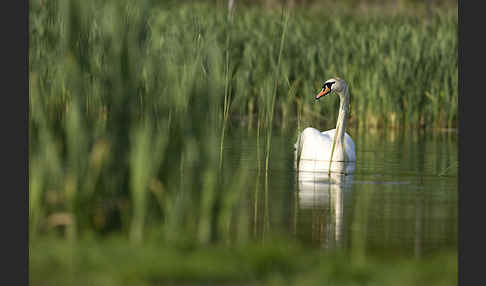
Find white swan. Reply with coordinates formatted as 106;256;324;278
295;77;356;174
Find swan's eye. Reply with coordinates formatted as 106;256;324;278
323;82;335;89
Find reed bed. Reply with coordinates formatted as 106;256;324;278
29;0;457;238
29;0;457;283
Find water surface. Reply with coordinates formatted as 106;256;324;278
224;127;458;259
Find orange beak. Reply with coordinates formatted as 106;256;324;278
316;85;331;100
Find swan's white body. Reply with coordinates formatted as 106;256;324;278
298;127;355;162
295;77;356;174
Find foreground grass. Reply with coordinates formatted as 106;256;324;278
30;236;457;286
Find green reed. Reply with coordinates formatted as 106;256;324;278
29;2;457;284
29;0;457;244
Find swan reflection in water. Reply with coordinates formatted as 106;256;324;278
295;159;355;249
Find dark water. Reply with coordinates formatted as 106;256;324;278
224;127;458;259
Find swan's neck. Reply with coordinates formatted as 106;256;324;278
335;88;349;143
331;87;350;162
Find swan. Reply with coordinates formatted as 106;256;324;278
295;77;356;174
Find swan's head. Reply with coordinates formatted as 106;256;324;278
315;77;347;100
